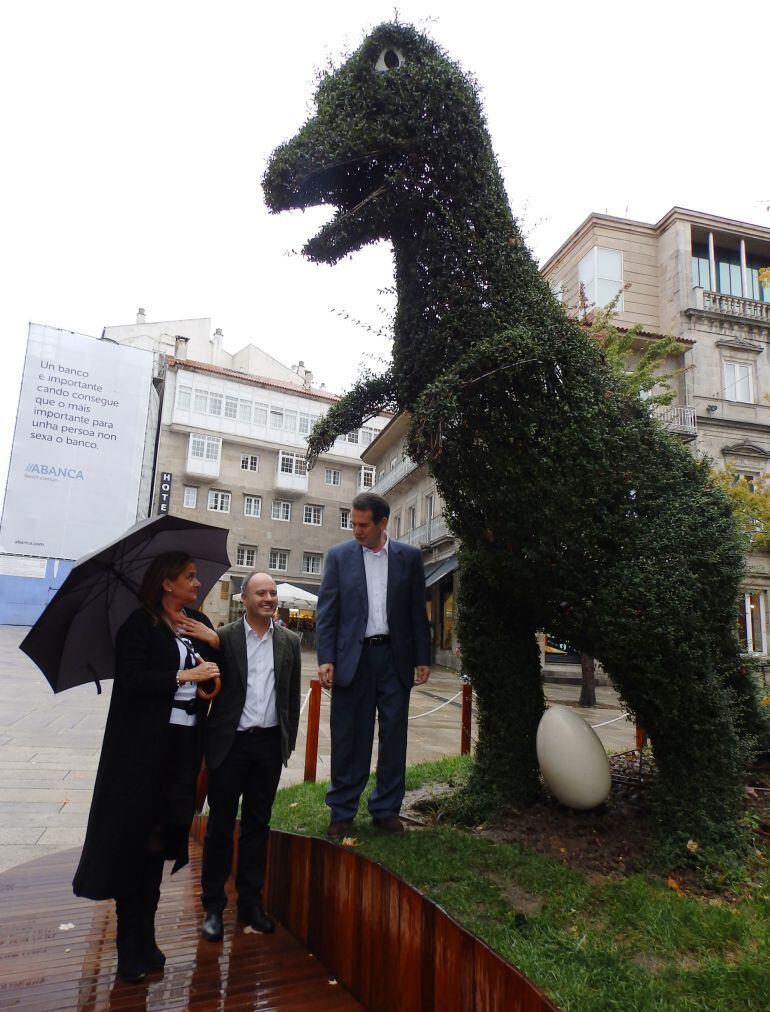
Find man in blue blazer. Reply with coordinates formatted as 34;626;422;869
316;491;431;836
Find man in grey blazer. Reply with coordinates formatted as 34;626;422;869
200;571;301;941
316;492;431;838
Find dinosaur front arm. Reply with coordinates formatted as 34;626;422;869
306;371;397;468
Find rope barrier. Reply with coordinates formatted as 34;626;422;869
408;690;463;720
590;712;631;729
298;687;312;718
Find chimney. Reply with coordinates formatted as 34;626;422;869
136;307;146;324
174;335;189;360
211;327;223;364
303;370;313;389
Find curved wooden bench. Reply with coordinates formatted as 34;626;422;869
191;818;559;1012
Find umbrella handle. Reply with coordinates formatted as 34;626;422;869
196;676;221;701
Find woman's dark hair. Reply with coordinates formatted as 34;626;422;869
351;492;390;523
138;551;195;620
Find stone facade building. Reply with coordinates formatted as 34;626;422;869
105;311;388;626
361;416;458;669
542;207;770;665
365;208;770;676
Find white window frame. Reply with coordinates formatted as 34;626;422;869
723;360;754;403
271;500;292;522
359;464;376;489
302;552;322;575
254;403;268;425
244;495;262;518
740;591;767;654
183;486;198;509
189;434;221;462
278;450;307;476
238;400;252;422
304;504;323;526
207;489;231;513
177;385;192;410
236;545;257;568
240;453;260;472
208;393;223;416
270;408;284;430
578;246;624;311
269;548;289;572
224;396;238;419
325;467;341;486
193;390;208;413
340;508;352;530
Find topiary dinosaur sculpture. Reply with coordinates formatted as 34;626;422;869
263;22;770;856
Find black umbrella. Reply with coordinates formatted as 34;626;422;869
20;514;231;693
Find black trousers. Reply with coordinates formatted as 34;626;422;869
200;726;283;914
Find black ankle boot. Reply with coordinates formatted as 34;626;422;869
115;897;146;983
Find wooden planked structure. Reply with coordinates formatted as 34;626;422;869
190;820;558;1012
1;827;560;1011
0;842;363;1011
260;829;559;1012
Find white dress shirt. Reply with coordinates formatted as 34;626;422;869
238;617;278;729
363;534;389;637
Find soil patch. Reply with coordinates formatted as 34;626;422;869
404;751;770;889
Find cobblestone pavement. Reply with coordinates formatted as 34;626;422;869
0;625;633;872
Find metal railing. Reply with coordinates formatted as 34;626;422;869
371;456;418;495
394;513;451;546
653;403;697;437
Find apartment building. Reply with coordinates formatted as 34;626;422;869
361;416;458;669
543;206;770;661
104;312;388;626
366;208;770;674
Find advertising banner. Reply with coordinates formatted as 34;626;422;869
0;324;154;560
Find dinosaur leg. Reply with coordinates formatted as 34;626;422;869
456;552;544;814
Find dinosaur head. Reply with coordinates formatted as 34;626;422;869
263;22;490;264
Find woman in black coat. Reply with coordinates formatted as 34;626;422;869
73;551;220;983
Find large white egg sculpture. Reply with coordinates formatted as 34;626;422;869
536;705;611;810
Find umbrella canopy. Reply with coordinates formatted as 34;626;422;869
20;514;230;693
275;583;319;611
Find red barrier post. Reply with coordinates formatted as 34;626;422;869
304;679;321;783
461;682;472;755
635;722;648;749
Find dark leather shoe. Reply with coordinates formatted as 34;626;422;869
326;819;354;839
238;902;275;934
201;911;224;942
372;815;405;834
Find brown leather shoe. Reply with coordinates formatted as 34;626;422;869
326;819;354;839
372;815;405;834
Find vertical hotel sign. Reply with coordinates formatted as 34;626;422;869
0;324;154;560
157;472;173;515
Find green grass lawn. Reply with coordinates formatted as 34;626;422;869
271;757;770;1012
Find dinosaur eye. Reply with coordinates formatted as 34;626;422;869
375;47;405;73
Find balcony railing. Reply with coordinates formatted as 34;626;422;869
695;287;770;324
394;514;451;547
654;403;697;438
371;456;418;496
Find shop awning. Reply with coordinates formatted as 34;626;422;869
424;555;458;588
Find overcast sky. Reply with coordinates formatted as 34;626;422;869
1;0;766;496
